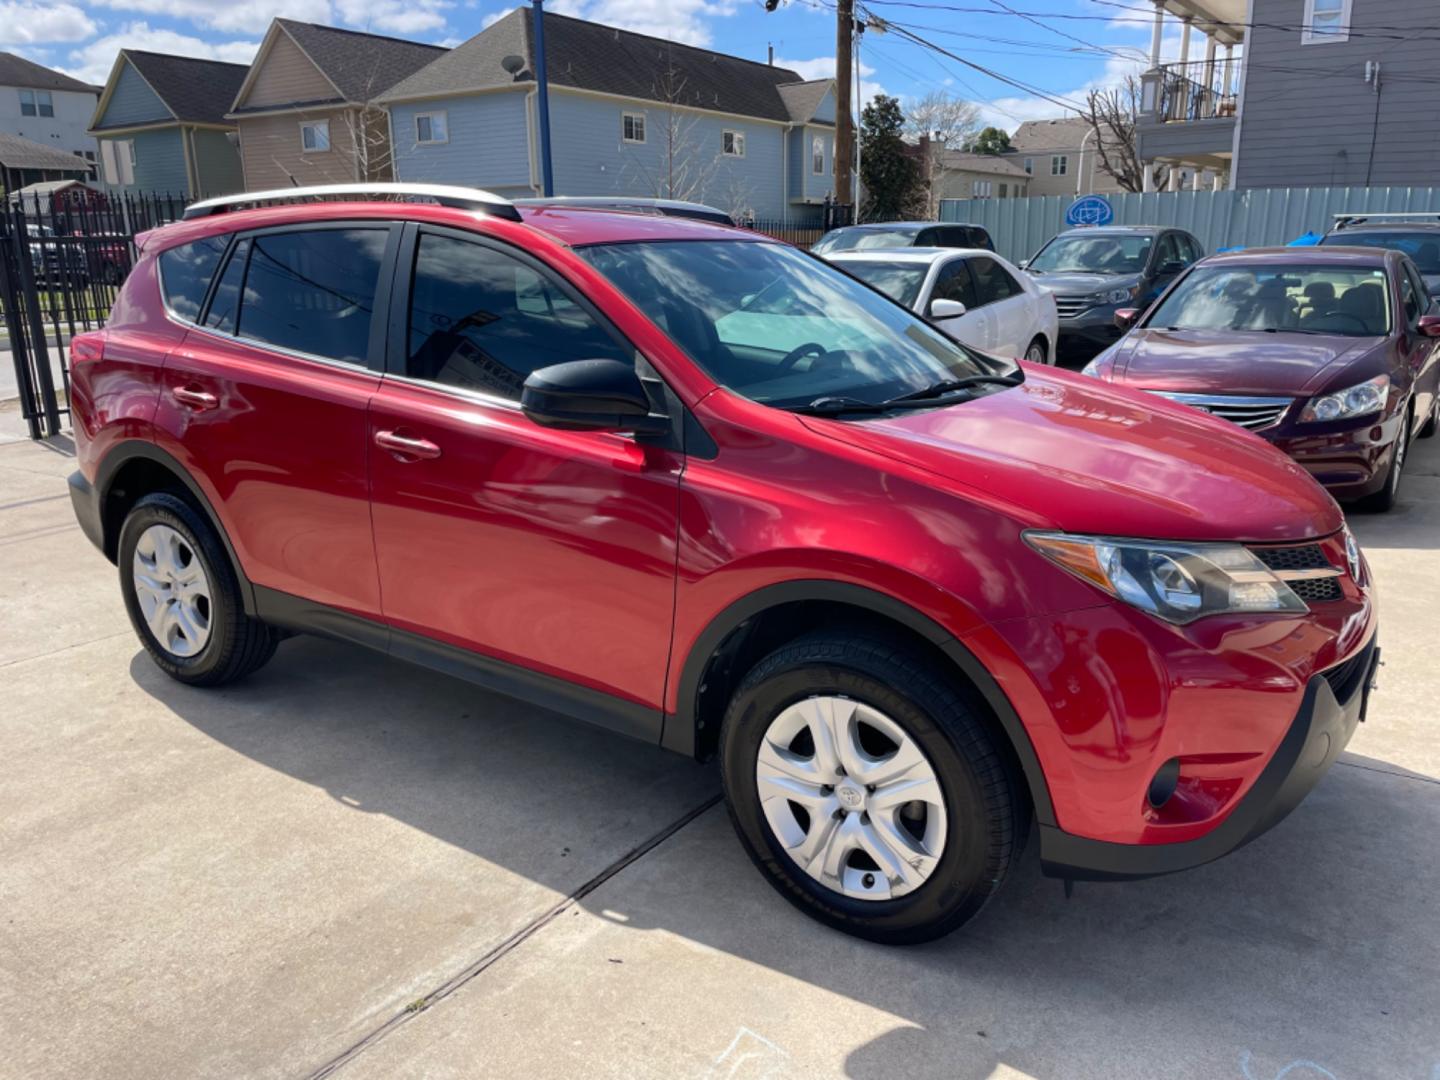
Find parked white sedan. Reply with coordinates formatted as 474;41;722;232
825;247;1060;363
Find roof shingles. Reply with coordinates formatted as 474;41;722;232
115;51;250;128
272;20;446;106
379;9;832;125
0;52;99;95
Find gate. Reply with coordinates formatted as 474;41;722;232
0;190;189;438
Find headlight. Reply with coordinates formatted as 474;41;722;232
1088;286;1137;305
1300;374;1389;423
1024;532;1308;624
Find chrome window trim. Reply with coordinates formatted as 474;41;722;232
380;370;524;412
163;314;376;376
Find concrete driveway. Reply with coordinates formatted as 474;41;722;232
2;424;1437;1080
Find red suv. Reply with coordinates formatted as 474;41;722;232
67;185;1379;943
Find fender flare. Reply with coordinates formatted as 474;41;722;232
94;439;257;615
666;579;1056;827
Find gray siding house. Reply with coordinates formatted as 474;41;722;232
1136;0;1435;191
378;10;837;221
88;51;247;197
0;53;100;172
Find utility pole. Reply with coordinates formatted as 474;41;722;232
533;0;554;196
835;0;854;215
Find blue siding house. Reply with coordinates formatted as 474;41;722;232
88;51;247;198
379;10;837;221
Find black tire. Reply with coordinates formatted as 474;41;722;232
719;632;1026;944
1354;408;1410;513
118;492;278;686
1024;335;1050;365
1419;397;1438;439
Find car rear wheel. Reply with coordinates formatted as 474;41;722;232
1024;336;1050;365
719;631;1026;944
1355;409;1410;513
118;492;278;685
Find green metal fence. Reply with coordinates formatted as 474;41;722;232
939;186;1440;264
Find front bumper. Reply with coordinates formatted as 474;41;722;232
1039;634;1379;881
1270;417;1401;501
1056;306;1125;362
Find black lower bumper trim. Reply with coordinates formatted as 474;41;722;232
1039;637;1378;881
68;469;105;556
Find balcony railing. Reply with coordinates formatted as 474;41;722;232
1145;59;1241;123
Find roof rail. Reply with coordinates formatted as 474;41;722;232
183;183;523;222
1332;211;1440;229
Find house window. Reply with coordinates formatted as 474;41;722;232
300;120;331;152
19;89;53;118
622;112;646;143
415;111;448;145
1302;0;1351;43
722;129;745;157
1023;157;1033;175
999;183;1008;198
812;136;824;175
1051;155;1068;176
973;179;993;198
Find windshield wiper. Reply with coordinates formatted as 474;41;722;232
786;374;1023;418
882;372;1023;404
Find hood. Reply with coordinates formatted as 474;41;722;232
1027;271;1140;295
801;368;1342;544
1111;328;1382;395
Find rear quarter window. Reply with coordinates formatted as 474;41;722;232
158;235;229;321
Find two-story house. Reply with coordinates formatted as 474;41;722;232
1137;0;1436;191
88;51;247;197
928;148;1030;205
376;9;838;222
1008;118;1129;197
228;19;444;190
0;53;99;174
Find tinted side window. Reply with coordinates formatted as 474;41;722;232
969;257;1022;306
406;233;632;401
915;229;939;247
159;235;228;321
237;229;387;364
970;228;994;251
1154;233;1182;270
932;259;978;309
1181;234;1204;263
1405;262;1432;311
204;238;249;334
1400;272;1420;325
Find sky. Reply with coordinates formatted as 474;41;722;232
0;0;1206;132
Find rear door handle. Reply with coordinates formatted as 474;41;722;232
374;429;442;461
172;384;218;410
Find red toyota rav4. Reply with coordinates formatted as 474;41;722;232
68;185;1379;943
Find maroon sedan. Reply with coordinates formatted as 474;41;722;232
1084;247;1440;511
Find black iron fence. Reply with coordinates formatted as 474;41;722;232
0;190;190;438
744;201;854;249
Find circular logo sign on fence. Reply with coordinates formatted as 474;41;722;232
1066;194;1114;227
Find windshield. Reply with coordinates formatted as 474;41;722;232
812;228;919;254
577;240;996;409
833;260;927;308
1029;233;1152;274
1323;231;1440;274
1145;265;1391;337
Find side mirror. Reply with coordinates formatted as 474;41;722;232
521;359;669;435
1419;314;1440;338
1157;260;1186;276
929;298;967;321
1114;308;1141;331
1017;260;1029;270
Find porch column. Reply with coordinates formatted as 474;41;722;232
1212;171;1226;191
1177;17;1193;117
1143;161;1157;192
1192;167;1205;191
1222;44;1235;98
1178;16;1192;65
1204;35;1217;96
1167;162;1183;192
1150;1;1166;69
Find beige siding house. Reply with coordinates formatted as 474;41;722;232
1007;118;1129;197
929;150;1030;205
229;19;444;191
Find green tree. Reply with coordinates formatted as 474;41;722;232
966;126;1012;155
859;94;925;221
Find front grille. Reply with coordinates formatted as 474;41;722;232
1290;577;1344;603
1321;640;1375;705
1252;544;1330;573
1053;295;1091;319
1149;391;1292;431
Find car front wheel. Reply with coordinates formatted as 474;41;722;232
1024;336;1050;364
720;632;1026;944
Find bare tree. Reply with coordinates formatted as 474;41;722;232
903;91;982;216
1080;76;1169;194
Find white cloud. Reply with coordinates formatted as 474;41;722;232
63;23;260;85
481;7;515;30
545;0;738;47
0;2;95;47
86;0;451;36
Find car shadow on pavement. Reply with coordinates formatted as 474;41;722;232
130;636;1440;1080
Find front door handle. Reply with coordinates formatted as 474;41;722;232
172;384;218;410
375;429;442;461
